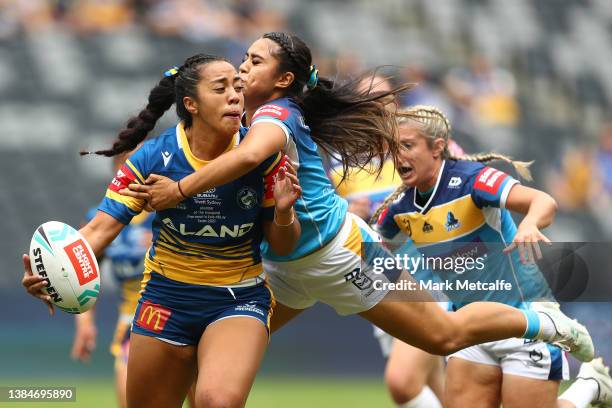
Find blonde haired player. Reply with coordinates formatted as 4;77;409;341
372;105;612;408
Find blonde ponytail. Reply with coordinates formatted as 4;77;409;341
369;184;407;225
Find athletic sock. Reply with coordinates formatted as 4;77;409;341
400;386;442;408
558;378;599;408
520;310;556;340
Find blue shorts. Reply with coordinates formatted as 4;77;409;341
132;272;274;346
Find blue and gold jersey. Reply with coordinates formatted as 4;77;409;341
249;98;348;261
329;159;401;216
377;160;553;308
85;207;153;283
98;122;282;286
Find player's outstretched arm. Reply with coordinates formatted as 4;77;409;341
503;184;558;263
121;122;287;210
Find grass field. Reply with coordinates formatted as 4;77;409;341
0;378;592;408
0;377;393;408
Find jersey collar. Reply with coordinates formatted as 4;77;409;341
413;160;446;213
176;122;238;171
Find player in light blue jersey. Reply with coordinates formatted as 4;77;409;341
23;53;302;408
372;105;612;408
122;32;594;365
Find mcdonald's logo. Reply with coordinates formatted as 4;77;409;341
136;301;171;333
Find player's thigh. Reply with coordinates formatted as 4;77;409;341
501;374;560;408
386;338;439;394
126;332;197;408
195;316;268;408
270;302;306;333
360;299;454;354
446;357;502;408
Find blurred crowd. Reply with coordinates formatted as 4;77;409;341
2;0;611;238
0;0;284;41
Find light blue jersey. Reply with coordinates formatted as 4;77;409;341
249;98;348;261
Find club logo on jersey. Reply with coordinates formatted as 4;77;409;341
64;239;98;285
474;167;509;195
109;164;137;192
397;216;412;237
136;301;171;333
252;104;289;121
237;186;258;210
448;176;462;188
422;221;434;233
445;211;461;232
161;151;172;167
344;267;374;293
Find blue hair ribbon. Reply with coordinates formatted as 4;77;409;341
306;64;319;90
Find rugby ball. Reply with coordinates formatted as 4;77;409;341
29;221;100;314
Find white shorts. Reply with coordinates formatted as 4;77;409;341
373;302;450;358
449;338;569;381
264;213;396;316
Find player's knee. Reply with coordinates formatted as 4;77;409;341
384;369;424;404
196;388;244;408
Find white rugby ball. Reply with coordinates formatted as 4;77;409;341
29;221;100;314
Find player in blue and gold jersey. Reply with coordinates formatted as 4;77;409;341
23;53;302;408
372;105;612;408
121;33;593;367
70;151;155;408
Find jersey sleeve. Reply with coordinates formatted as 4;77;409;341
251;104;292;149
261;152;286;220
98;146;150;224
470;166;518;209
375;206;400;241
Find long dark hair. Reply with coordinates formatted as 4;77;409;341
262;32;414;179
84;54;227;157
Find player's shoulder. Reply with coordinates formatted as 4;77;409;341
252;97;302;124
129;125;180;171
447;159;485;178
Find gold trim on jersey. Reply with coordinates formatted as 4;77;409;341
143;251;263;286
343;218;363;257
178;122;238;171
105;189;146;213
394;195;485;244
125;160;146;184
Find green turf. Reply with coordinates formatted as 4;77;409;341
0;377;391;408
0;378;593;408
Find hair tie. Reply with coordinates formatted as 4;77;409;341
306;64;319;90
164;66;179;78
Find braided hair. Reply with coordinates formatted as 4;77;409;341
85;54;227;157
262;32;415;179
370;105;534;224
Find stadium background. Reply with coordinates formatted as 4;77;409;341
1;0;611;406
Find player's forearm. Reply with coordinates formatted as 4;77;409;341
265;209;301;256
522;192;557;229
180;148;263;197
79;212;125;257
